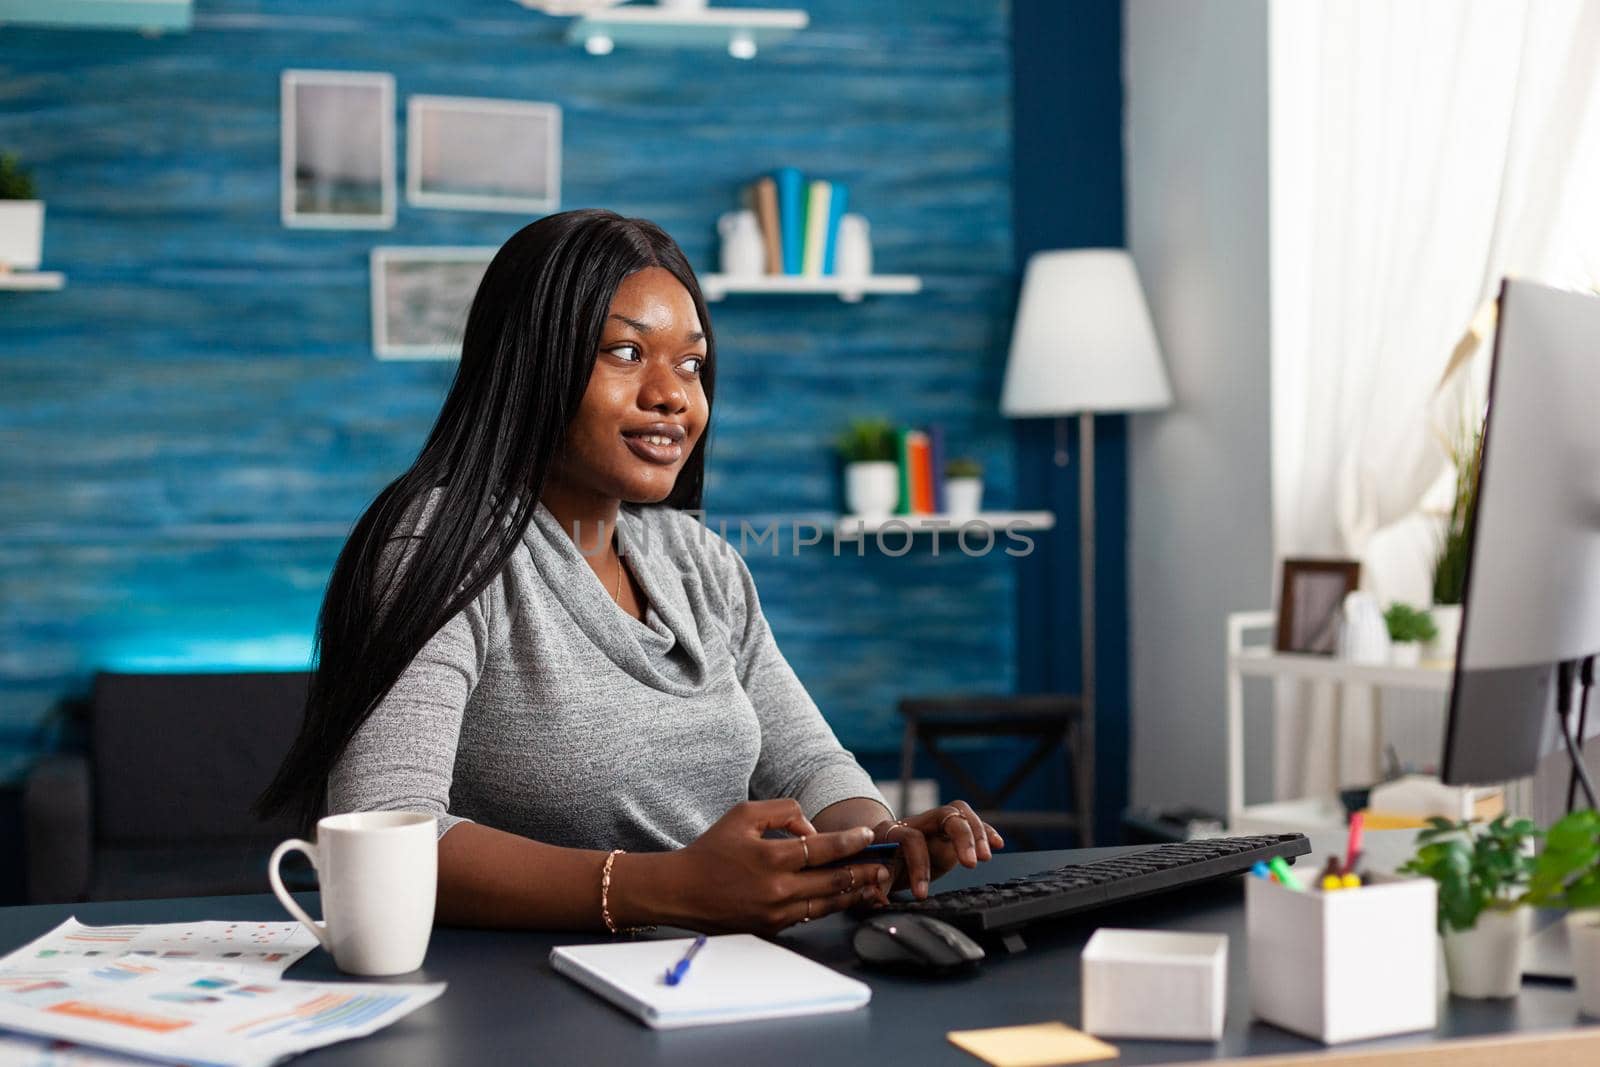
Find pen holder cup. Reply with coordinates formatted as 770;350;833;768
1247;874;1437;1044
1081;929;1228;1041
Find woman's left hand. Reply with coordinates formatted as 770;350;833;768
872;801;1004;900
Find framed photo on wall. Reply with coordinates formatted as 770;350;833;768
406;95;561;214
370;247;495;360
1275;558;1362;655
280;70;396;229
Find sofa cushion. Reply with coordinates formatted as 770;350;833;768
90;671;308;846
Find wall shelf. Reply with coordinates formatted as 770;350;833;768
702;274;922;303
0;0;192;33
0;271;65;291
834;511;1056;540
560;6;807;58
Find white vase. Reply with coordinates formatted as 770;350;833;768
1570;911;1600;1017
1337;591;1391;664
0;200;44;270
1390;641;1422;668
834;214;872;279
1429;603;1463;661
718;210;764;278
844;461;898;518
1442;908;1528;999
944;477;983;518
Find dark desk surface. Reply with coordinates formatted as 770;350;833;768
1;847;1594;1065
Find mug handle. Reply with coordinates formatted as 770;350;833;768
269;838;333;953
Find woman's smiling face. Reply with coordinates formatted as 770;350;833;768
551;266;710;504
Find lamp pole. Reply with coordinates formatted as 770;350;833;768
1057;413;1096;848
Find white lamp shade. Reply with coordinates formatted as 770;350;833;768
1000;248;1173;417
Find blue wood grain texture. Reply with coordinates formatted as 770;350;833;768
0;0;1016;779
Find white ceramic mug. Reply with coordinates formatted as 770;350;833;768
269;810;437;976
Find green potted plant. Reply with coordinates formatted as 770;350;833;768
1430;417;1483;659
1526;809;1600;1015
0;153;43;272
1383;602;1438;667
1400;814;1539;998
943;457;983;518
836;418;899;518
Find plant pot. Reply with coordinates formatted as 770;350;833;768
1428;603;1462;661
844;461;898;518
1569;911;1600;1017
1390;641;1422;668
0;200;44;271
1442;907;1528;998
944;477;983;518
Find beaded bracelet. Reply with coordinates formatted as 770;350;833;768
600;849;626;933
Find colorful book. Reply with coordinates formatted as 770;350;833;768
926;423;947;512
774;167;805;276
822;182;849;275
904;430;933;514
802;180;831;277
895;428;913;514
753;177;782;275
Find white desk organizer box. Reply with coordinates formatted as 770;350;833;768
1247;874;1437;1044
1081;928;1228;1041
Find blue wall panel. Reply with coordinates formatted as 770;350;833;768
0;0;1017;778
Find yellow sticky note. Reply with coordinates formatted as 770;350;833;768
946;1022;1119;1067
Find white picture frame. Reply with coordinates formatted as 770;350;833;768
406;95;562;214
370;246;496;360
281;70;396;229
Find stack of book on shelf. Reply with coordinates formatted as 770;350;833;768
744;168;850;278
895;425;947;515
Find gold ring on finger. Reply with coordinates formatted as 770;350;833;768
800;835;810;866
844;868;856;893
940;811;965;834
803;898;812;923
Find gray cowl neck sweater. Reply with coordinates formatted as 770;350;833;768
328;495;885;851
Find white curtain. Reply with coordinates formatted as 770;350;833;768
1267;0;1600;799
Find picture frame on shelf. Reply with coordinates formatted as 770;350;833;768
406;95;561;214
1275;558;1361;655
370;247;495;360
280;70;396;229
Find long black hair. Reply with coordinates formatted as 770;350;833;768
255;209;716;832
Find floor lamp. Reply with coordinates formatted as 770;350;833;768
1000;249;1173;845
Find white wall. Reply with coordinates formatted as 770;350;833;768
1125;0;1274;815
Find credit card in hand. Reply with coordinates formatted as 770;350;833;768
819;842;901;869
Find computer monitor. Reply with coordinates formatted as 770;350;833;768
1441;279;1600;786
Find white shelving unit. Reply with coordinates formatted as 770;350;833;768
0;271;65;291
560;5;807;58
702;274;922;303
834;511;1055;540
1225;610;1463;835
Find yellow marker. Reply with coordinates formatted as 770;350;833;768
1341;872;1362;889
1321;873;1344;892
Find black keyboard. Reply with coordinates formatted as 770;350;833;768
895;833;1312;935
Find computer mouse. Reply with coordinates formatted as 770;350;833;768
851;912;985;974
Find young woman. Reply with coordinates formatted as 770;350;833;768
257;209;1004;934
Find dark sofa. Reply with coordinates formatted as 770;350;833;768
24;670;313;903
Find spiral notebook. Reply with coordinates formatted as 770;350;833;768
549;934;871;1030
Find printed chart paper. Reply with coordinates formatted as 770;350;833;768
0;955;444;1067
1;920;318;980
0;1032;156;1066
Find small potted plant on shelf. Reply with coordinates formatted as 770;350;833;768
1400;814;1539;999
944;457;983;518
1525;808;1600;1016
1383;602;1437;667
1430;417;1483;660
0;153;43;273
837;418;899;518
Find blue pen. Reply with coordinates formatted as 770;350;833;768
664;935;707;986
1250;861;1272;881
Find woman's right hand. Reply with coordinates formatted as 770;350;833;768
660;799;893;934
